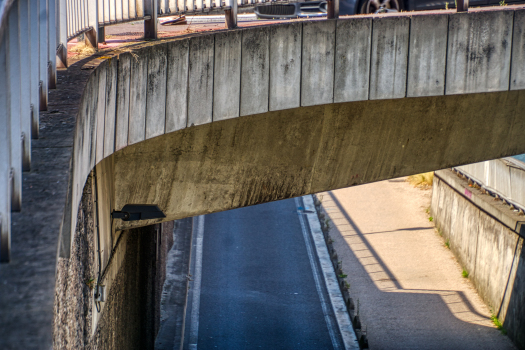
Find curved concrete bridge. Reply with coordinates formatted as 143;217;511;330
62;8;525;252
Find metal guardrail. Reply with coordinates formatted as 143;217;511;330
454;158;525;213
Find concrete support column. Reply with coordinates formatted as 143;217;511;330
327;0;339;19
98;26;106;44
39;0;49;111
20;0;32;171
8;0;22;212
144;0;158;39
225;0;237;29
30;0;40;139
0;37;12;263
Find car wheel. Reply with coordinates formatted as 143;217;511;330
359;0;402;13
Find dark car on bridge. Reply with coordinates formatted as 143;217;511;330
254;0;520;18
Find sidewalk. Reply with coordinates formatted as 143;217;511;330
317;179;516;350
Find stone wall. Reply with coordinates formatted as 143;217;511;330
53;172;174;350
431;169;525;349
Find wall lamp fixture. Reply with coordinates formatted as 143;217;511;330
111;204;166;221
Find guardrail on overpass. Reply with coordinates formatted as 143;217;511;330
454;158;525;214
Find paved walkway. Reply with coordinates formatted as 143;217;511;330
318;179;516;350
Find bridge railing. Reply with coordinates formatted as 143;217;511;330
454;158;525;213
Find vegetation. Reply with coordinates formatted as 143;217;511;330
462;269;469;278
407;172;434;188
491;314;507;334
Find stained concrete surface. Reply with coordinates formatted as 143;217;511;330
317;179;516;349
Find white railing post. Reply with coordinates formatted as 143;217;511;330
30;0;40;139
39;0;49;111
144;0;157;39
19;0;32;171
225;0;237;29
86;0;99;48
8;0;22;212
0;35;12;263
56;0;67;69
48;0;57;88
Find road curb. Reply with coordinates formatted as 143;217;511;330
311;194;370;350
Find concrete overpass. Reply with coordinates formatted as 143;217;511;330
2;5;525;349
60;7;525;255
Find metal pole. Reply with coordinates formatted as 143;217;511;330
457;0;468;12
144;0;157;39
327;0;339;19
86;0;99;48
30;0;40;139
0;33;12;263
39;0;49;111
19;0;32;171
8;0;22;212
224;0;237;29
56;0;68;68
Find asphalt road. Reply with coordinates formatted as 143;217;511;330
183;198;344;350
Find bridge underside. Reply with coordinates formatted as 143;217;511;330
98;89;525;232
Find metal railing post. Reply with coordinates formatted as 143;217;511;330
48;0;57;88
30;0;40;138
19;0;32;171
56;0;67;68
457;0;468;12
225;0;237;29
144;0;158;39
0;35;12;263
327;0;339;19
39;0;49;110
86;0;99;48
8;0;22;212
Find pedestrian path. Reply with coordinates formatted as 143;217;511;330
317;179;516;350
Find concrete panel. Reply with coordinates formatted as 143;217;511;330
29;0;39;138
166;39;189;133
369;16;409;100
269;22;302;111
188;35;214;126
240;27;269;117
301;20;335;107
213;30;242;121
146;44;168;139
511;10;525;90
407;14;448;97
446;11;513;95
96;62;107;164
19;0;32;171
115;53;131;151
334;18;372;103
104;58;118;158
128;50;148;145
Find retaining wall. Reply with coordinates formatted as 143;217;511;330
431;169;525;349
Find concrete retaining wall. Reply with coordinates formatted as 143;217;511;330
431;169;525;349
53;173;174;350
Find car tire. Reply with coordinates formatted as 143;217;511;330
358;0;402;13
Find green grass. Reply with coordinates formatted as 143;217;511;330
444;240;450;249
462;269;469;278
491;314;508;334
429;216;434;222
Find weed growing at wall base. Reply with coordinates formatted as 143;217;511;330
462;269;469;278
491;314;508;334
